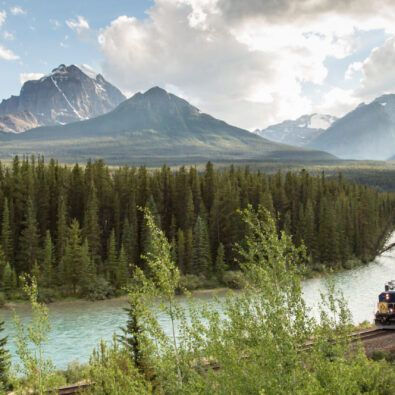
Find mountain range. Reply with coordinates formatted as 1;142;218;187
3;63;395;164
308;95;395;160
253;113;337;147
0;75;334;165
0;64;125;133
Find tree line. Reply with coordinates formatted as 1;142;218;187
3;208;395;393
0;156;394;299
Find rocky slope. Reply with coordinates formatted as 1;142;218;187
309;94;395;160
0;87;335;165
0;64;125;132
253;113;337;147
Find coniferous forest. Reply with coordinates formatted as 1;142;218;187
1;155;394;300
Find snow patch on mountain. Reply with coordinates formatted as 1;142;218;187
253;113;337;147
0;64;126;132
79;64;99;79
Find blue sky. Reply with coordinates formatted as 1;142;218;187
1;0;395;129
0;0;153;98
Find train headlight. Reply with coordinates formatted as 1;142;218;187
386;293;390;300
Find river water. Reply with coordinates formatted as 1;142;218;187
2;240;395;370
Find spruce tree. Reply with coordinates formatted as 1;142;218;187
106;229;118;287
0;320;10;391
118;246;129;288
215;242;227;281
18;197;39;273
83;186;101;269
3;263;13;298
176;229;185;273
118;298;143;369
192;216;211;275
122;218;136;269
185;227;193;273
1;198;13;263
56;195;67;264
41;230;54;288
79;239;97;297
63;219;83;294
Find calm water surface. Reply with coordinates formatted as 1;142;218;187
2;238;395;370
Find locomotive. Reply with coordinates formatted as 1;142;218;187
375;280;395;329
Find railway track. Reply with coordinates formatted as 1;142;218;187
355;328;390;342
16;328;395;394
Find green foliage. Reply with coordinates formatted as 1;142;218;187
106;229;118;286
18;198;39;273
63;219;83;294
13;276;63;394
178;274;204;292
41;230;54;289
214;243;227;280
192;216;211;276
86;339;151;395
0;320;10;391
1;198;13;263
3;262;15;298
222;270;245;289
0;156;394;300
9;204;394;394
118;297;144;369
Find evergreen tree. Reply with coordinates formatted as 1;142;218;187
215;242;227;280
118;298;143;369
0;246;6;284
107;229;118;286
41;230;54;288
63;219;83;294
56;195;67;264
18;198;39;273
176;229;185;273
192;216;211;275
79;239;97;297
3;263;13;298
185;227;193;273
117;246;129;288
1;199;13;263
0;321;10;391
122;218;137;268
83;186;101;269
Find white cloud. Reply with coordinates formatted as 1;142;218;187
10;6;26;16
19;72;44;84
3;31;14;40
317;87;360;117
0;10;6;27
345;61;363;80
355;37;395;100
66;16;91;41
0;44;19;61
97;0;395;128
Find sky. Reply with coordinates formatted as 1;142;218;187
0;0;395;130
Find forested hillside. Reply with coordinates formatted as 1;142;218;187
1;156;394;300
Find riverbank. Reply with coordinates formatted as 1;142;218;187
2;287;232;310
2;239;392;310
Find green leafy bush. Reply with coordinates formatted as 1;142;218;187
82;277;115;301
178;274;204;292
222;270;245;289
0;293;5;308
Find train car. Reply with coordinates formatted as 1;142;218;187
375;280;395;329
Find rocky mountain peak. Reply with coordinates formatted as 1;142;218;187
253;113;337;147
0;64;126;133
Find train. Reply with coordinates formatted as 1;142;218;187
375;280;395;329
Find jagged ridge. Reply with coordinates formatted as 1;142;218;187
0;64;126;132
